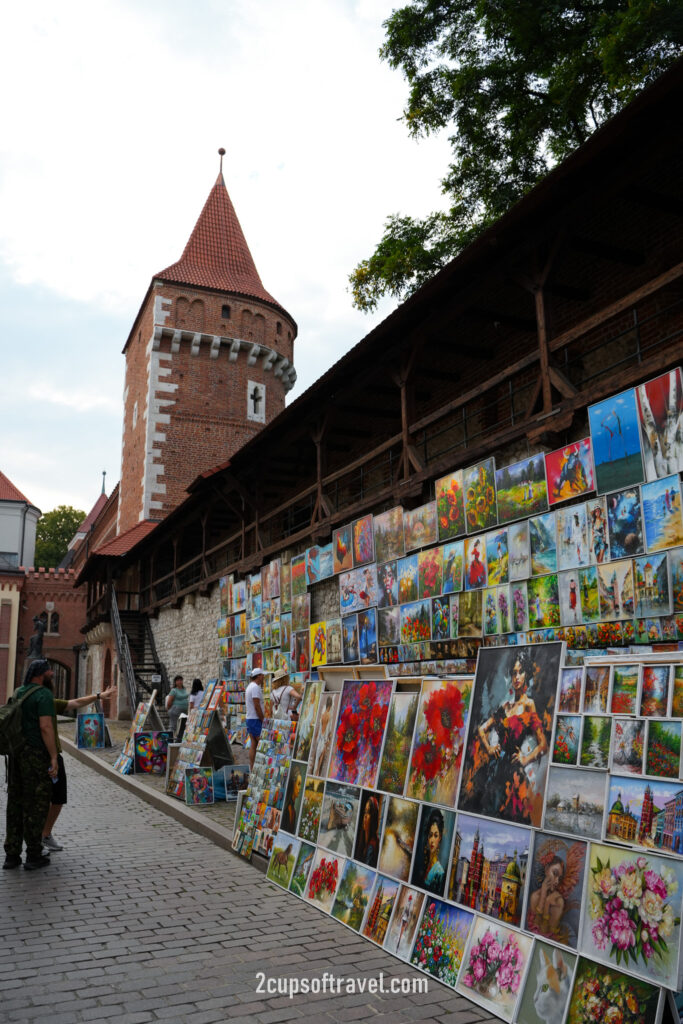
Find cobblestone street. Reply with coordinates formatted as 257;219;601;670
1;752;495;1024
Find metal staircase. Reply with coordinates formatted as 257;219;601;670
111;585;169;711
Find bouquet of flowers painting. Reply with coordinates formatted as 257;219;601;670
405;679;471;806
580;843;683;990
456;915;532;1022
409;898;474;988
328;680;393;788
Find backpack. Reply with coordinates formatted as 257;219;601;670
0;685;40;756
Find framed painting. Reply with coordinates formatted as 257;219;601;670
400;599;431;644
464;534;487;591
579;716;611;769
398;553;419;603
543;766;607;841
597;559;634;621
377;796;419;883
339;565;379;615
305;546;320;586
333;524;353;574
524;831;587;948
362;874;400;946
458;590;483;637
581;842;683;989
281;761;306;834
585;495;610;564
435;469;466;540
353;790;385;868
291;628;310;672
410;899;473;989
495;453;548;524
636;367;683;479
133;730;172;771
606;486;644;558
634;551;671;618
328;679;394;788
583;665;610;714
464;458;498;534
297;778;324;843
529;511;558;576
341;614;358;664
431;597;450;640
373;506;405;563
304;848;345;913
442;540;464;593
458;643;562;827
279;563;291;613
510;581;529;632
552;715;581;765
352;514;375;567
319;543;334;580
307;691;340;779
610;718;645;775
331;860;376;931
184;767;214;804
604;775;683;850
516;942;576;1024
486;528;509;585
640;664;671;717
610;663;640;715
645;720;681;779
358;608;378;664
378;606;401;647
556;504;590;571
588;387;645;493
291;593;310;632
292;681;323;762
418;546;443;599
266;832;301;890
377;560;398;608
450;813;530;927
508;520;531;581
456;917;532;1021
527;573;560;628
557;667;583;714
558;571;583;626
642;474;683;552
288;841;316;898
546;438;595;505
578;565;601;622
78;712;105;750
404;502;438;551
673;664;683;716
377;692;419;795
383;884;424;958
406;679;472;807
326;618;342;664
318;781;360;857
310;622;327;669
449;593;460;637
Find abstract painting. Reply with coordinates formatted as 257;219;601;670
184;767;214;804
78;712;105;750
546;438;595;505
133;730;172;771
309;622;327;669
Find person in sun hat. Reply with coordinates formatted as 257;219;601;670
271;667;302;723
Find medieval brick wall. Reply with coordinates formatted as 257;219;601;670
18;568;87;699
149;584;221;685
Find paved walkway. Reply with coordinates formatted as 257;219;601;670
1;752;496;1024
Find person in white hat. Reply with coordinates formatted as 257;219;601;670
245;668;266;768
271;668;302;723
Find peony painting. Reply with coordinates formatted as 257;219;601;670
456;916;532;1021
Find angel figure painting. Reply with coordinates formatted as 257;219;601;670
523;832;587;949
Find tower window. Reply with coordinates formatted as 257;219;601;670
222;304;231;320
247;380;266;423
276;321;282;335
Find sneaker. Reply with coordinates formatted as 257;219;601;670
2;855;21;869
42;835;63;852
24;855;51;871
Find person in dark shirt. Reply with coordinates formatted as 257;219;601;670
3;659;58;870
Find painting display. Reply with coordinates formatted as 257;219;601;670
352;515;374;567
556;505;590;571
184;767;214;804
543;766;607;840
634;552;671;619
378;796;419;883
266;833;301;889
133;729;172;771
450;814;530;926
558;667;583;714
297;777;324;843
457;916;532;1022
546;438;595;506
362;874;400;945
637;368;683;479
588;387;644;493
641;664;671;716
339;565;379;614
352;790;384;868
304;848;344;913
317;781;360;857
406;679;471;806
458;644;562;827
384;884;424;958
377;560;398;608
78;712;105;750
418;547;443;599
567;957;661;1024
404;503;437;551
328;679;393;788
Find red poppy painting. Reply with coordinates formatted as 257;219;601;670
406;679;472;806
328;679;394;788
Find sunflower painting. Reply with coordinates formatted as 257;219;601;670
406;679;472;806
464;458;498;534
328;679;394;789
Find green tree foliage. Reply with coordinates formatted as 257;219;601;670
350;0;683;311
34;505;85;568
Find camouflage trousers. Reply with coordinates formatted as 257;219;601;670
4;746;52;860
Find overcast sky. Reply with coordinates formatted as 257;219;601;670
0;0;451;518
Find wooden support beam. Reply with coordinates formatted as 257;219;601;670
534;286;553;414
549;365;579;399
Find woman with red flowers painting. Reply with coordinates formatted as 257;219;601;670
466;649;548;825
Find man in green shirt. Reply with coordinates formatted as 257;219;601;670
3;659;59;870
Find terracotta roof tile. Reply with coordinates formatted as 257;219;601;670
94;520;157;557
77;493;108;532
156;173;287;314
0;470;31;504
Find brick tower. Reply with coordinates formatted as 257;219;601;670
117;154;297;533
